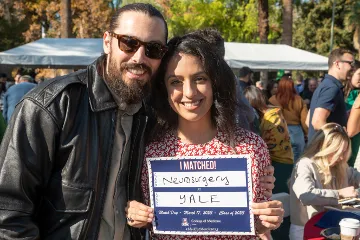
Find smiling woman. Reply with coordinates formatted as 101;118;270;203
125;32;285;239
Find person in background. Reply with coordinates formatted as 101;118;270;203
3;75;36;123
317;76;324;84
244;85;292;240
13;68;25;85
289;123;360;240
307;48;354;141
0;114;6;143
346;62;360;168
244;85;293;194
238;66;253;90
294;73;304;94
256;80;265;90
264;80;278;101
0;78;6;113
269;77;308;162
344;60;360;112
0;73;6;85
126;33;284;240
301;77;318;108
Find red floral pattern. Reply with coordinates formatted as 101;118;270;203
141;128;271;240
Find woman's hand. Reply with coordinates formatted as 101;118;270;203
251;200;284;234
125;200;154;228
260;165;275;198
338;186;358;199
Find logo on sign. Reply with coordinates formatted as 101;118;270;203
182;218;189;226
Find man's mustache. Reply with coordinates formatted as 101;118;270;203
121;63;152;76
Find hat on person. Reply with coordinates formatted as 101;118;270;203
239;66;253;78
276;69;284;81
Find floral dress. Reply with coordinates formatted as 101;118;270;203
141;128;271;240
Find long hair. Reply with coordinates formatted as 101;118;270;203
300;123;351;189
265;80;277;100
276;77;297;110
344;60;360;99
243;86;267;120
150;34;237;143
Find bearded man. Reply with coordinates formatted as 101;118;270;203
0;3;168;240
0;3;276;240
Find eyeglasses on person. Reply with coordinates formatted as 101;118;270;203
109;32;168;59
338;60;355;67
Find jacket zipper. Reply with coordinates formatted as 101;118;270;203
86;110;117;239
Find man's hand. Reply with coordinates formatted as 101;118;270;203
260;165;275;198
125;200;154;228
251;200;284;234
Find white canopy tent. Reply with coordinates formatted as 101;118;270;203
224;42;328;71
0;38;104;68
0;38;328;70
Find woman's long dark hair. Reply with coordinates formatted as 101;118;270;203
149;34;238;143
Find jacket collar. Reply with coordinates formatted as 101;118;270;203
84;55;119;112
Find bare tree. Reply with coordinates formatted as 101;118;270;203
60;0;72;38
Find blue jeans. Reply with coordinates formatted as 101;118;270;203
288;125;305;162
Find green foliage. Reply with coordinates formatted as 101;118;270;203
0;16;27;52
161;0;281;43
293;0;354;56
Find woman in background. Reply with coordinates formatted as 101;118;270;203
244;85;293;194
344;60;360;112
264;80;278;101
346;61;360;168
269;77;308;162
290;123;360;239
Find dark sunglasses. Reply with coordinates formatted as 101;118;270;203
339;60;355;67
328;124;347;135
109;32;168;59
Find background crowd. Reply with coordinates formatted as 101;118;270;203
238;48;360;240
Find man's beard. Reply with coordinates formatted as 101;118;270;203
105;54;152;105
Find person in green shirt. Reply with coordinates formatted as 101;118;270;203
344;61;360;111
345;60;360;167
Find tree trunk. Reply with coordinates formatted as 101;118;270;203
258;0;269;44
354;27;360;60
282;0;292;46
258;0;269;85
60;0;72;38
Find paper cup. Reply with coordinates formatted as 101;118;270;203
339;218;360;240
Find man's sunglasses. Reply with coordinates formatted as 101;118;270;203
338;60;355;67
109;32;168;59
